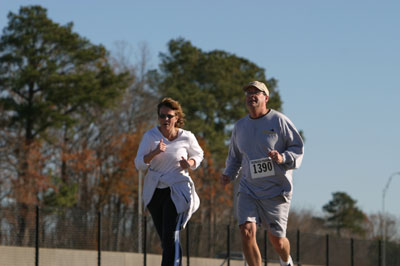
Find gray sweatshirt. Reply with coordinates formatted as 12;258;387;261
223;109;304;201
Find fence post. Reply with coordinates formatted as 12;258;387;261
143;215;147;266
98;211;101;266
378;240;382;266
350;238;354;266
35;205;39;266
186;222;190;266
296;229;301;266
227;224;230;266
264;229;268;266
325;234;329;266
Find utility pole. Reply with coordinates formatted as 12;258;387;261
381;171;400;266
138;170;143;253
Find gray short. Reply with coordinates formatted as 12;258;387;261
236;192;290;237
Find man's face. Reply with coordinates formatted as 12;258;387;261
245;87;268;109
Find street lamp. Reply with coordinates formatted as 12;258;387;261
381;171;400;266
138;170;143;253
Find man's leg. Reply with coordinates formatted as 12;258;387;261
240;221;262;266
257;194;292;265
267;232;291;263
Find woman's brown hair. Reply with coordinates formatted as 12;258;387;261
157;97;185;128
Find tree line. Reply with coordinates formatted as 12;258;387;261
0;5;398;246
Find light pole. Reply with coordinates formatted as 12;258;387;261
138;170;143;253
381;171;400;266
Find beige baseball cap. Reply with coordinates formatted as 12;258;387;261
243;81;269;96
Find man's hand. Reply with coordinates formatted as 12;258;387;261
268;150;283;164
220;174;231;186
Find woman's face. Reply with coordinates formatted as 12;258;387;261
158;106;178;131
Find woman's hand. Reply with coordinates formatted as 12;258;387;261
179;156;194;170
143;139;166;164
155;138;166;154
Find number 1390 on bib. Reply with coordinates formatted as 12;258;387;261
249;157;275;179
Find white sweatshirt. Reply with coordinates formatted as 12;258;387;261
135;127;204;228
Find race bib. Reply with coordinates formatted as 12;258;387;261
249;157;275;179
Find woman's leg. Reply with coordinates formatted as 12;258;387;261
147;188;182;266
147;188;167;239
160;190;181;266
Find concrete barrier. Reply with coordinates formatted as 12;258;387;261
0;245;309;266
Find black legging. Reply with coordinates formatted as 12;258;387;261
147;188;182;266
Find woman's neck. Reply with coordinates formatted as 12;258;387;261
159;126;178;141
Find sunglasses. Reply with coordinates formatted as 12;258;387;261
245;90;266;96
159;114;175;119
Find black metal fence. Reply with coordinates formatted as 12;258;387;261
1;204;400;266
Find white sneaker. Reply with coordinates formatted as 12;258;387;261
279;255;293;266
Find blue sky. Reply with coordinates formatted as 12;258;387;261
1;1;400;218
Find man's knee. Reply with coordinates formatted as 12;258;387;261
240;222;257;242
269;235;288;251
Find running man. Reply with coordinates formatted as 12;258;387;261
220;81;304;266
